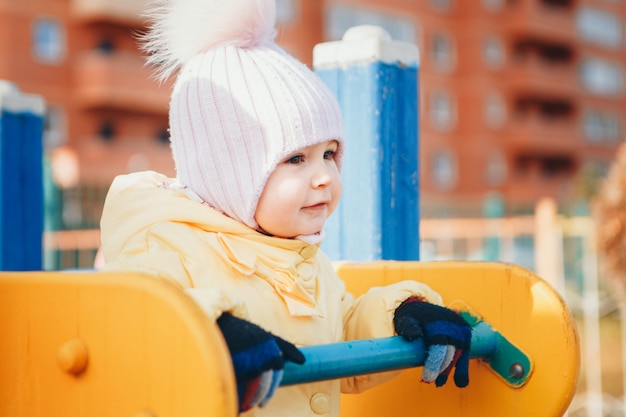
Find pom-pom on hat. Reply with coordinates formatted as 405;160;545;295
142;0;344;229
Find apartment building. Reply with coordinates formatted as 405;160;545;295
327;0;626;216
1;0;624;227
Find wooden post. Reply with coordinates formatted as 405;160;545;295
534;197;565;293
0;81;46;270
314;26;420;261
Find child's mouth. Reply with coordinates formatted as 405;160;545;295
304;203;327;211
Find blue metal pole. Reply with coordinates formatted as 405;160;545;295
281;318;532;388
314;26;420;262
0;81;45;271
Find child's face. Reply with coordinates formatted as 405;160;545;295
255;140;342;239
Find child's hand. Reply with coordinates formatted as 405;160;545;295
393;297;471;387
216;313;305;412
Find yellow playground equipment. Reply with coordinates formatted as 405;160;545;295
0;261;579;417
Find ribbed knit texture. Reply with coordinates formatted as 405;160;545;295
169;43;344;229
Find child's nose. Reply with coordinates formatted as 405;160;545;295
311;164;333;188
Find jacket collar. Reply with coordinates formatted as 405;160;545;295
215;231;324;317
102;172;325;317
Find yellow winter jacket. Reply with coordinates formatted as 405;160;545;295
100;171;443;417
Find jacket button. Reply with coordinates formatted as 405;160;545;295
310;393;330;415
300;245;317;259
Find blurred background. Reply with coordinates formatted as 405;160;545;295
1;0;625;415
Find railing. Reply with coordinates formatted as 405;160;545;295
43;229;101;270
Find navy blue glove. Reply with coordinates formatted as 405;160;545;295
393;297;472;387
216;313;305;412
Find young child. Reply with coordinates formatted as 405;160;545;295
99;0;471;415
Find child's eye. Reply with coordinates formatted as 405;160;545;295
286;154;304;164
324;150;337;160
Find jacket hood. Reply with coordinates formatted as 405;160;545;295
101;171;250;258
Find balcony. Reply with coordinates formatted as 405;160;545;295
503;0;577;44
71;0;148;25
505;56;580;98
504;166;575;204
73;51;171;114
75;135;175;184
506;111;580;155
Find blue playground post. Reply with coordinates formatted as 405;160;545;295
0;81;46;271
314;26;420;261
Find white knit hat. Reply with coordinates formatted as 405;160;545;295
143;0;344;229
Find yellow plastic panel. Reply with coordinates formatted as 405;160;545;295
335;261;580;417
0;272;237;417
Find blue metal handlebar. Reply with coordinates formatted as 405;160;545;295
281;318;531;387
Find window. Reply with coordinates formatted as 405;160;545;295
482;0;504;11
576;7;622;49
430;32;455;71
485;150;507;186
583;111;603;142
325;5;417;42
483;36;505;69
431;150;458;189
484;91;506;127
582;110;622;144
276;0;298;24
32;17;65;64
429;90;456;130
605;115;621;142
430;0;454;12
579;58;624;97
